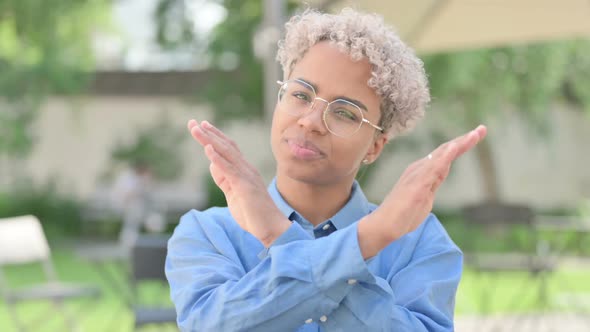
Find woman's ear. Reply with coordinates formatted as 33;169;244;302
364;134;388;164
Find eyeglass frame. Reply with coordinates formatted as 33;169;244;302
276;79;384;137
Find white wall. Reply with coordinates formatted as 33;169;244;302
368;104;590;209
20;96;590;211
24;96;211;198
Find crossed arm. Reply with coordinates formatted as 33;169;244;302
166;210;461;331
187;119;485;257
165;120;486;331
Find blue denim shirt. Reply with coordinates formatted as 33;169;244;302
165;178;462;331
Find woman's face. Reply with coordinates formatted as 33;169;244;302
271;41;387;186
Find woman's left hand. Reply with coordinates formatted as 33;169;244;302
188;119;290;246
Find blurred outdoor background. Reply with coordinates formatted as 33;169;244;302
1;0;590;331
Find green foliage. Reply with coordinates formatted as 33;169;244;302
577;198;590;219
110;116;187;181
195;0;265;122
0;0;110;157
203;174;227;208
438;211;590;256
192;0;298;123
562;40;590;111
423;39;590;134
154;0;194;49
0;179;83;235
420;40;590;202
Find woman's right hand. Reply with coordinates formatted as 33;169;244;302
358;125;487;259
188;119;291;247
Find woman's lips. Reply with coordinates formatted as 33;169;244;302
286;139;323;160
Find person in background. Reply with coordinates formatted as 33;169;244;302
112;160;164;248
166;8;487;332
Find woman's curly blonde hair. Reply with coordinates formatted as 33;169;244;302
277;8;430;139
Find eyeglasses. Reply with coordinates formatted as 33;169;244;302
276;79;384;138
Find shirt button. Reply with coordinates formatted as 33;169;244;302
347;279;357;285
305;318;313;324
320;315;328;322
322;224;331;230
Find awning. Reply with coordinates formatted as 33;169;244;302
307;0;590;53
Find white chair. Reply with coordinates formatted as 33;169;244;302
0;215;101;332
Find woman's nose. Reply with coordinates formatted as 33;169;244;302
297;99;329;134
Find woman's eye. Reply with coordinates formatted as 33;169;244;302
335;109;357;120
293;92;311;101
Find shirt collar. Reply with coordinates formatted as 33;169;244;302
267;177;371;230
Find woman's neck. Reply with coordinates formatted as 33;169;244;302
275;173;354;226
